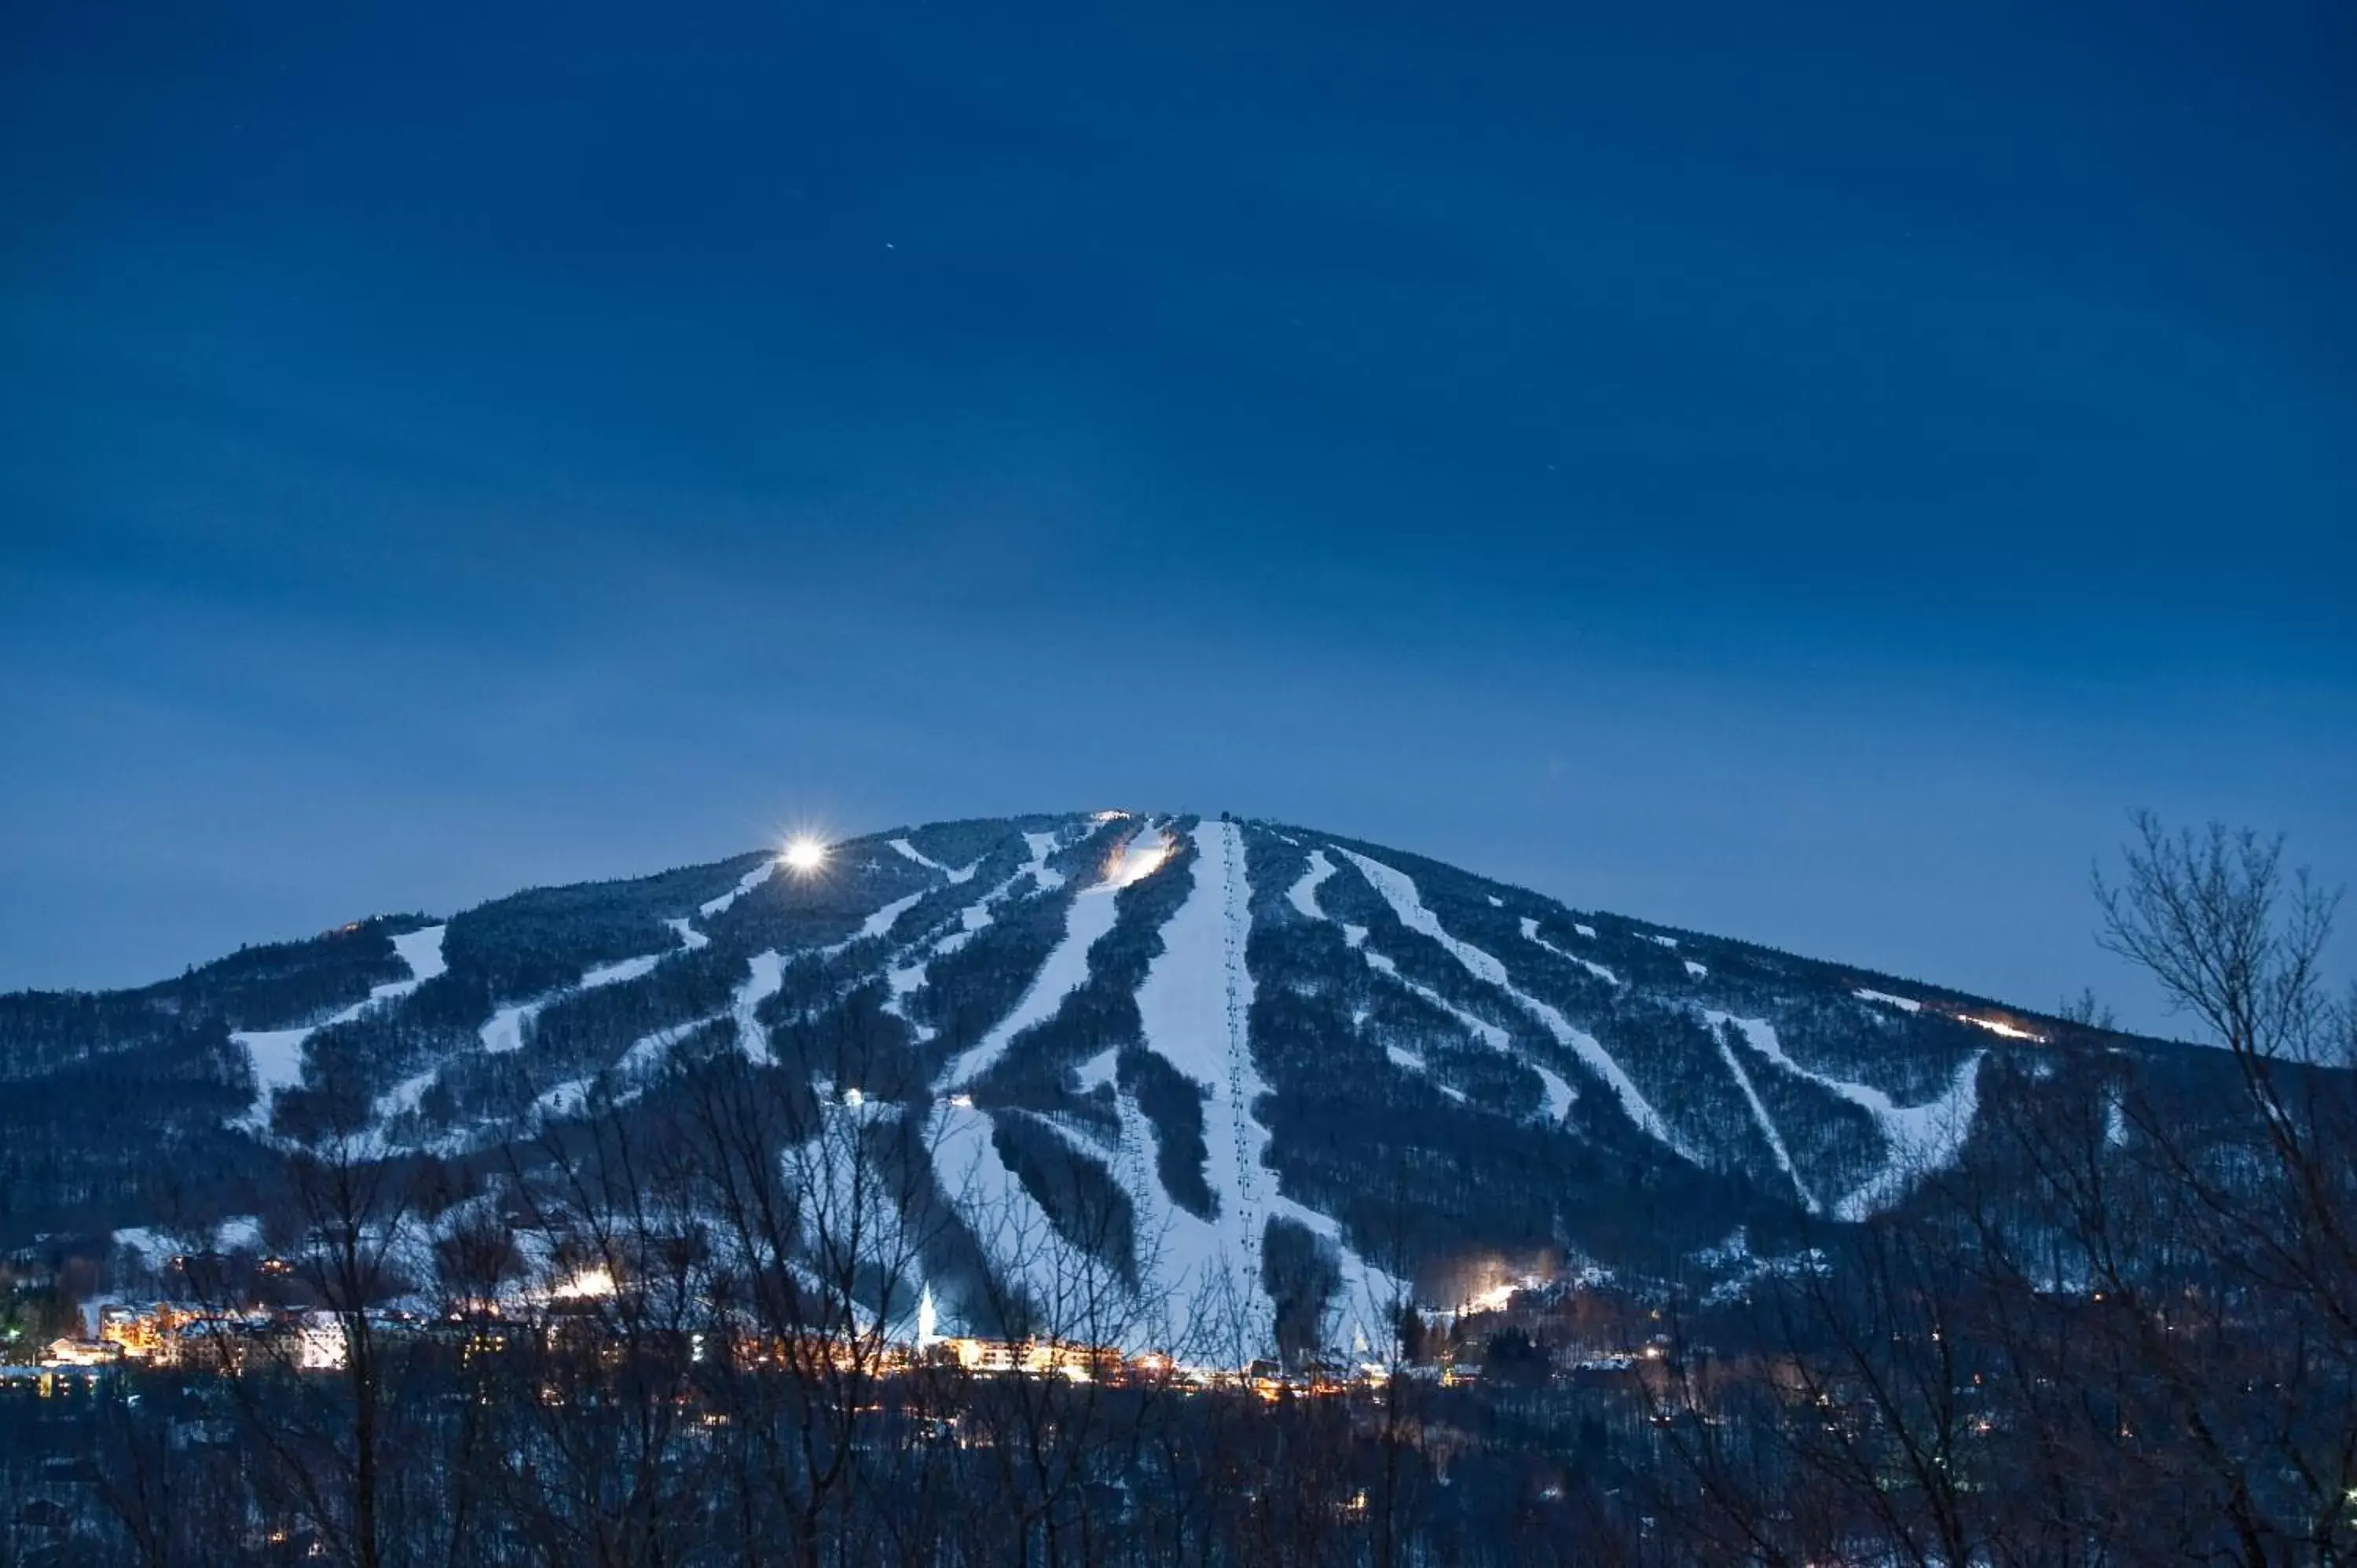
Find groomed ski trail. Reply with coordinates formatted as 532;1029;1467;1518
233;923;448;1132
940;827;1167;1088
1707;1011;1981;1221
1337;849;1696;1163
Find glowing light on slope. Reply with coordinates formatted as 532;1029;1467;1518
551;1267;616;1301
784;838;827;874
1956;1013;2044;1042
1100;830;1171;888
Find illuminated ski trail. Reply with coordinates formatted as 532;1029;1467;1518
233;923;448;1131
1707;1012;1981;1221
619;1015;720;1076
700;859;778;918
1197;834;1420;1337
1127;822;1408;1346
1023;831;1068;892
1711;1026;1813;1213
890;837;980;884
884;831;1076;1045
373;1065;442;1126
1285;851;1336;919
819;889;929;956
786;1097;928;1335
1130;822;1269;1317
1057;1050;1266;1351
580;951;665;988
1295;852;1567;1127
483;937;676;1055
940;829;1168;1087
390;925;449;988
1519;917;1621;985
931;1099;1106;1328
1338;849;1695;1161
732;951;789;1066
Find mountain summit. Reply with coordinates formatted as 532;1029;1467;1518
2;811;2157;1342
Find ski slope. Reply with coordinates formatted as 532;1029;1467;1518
929;1099;1121;1333
701;859;778;918
1340;850;1694;1162
732;951;789;1066
1711;1026;1813;1212
890;837;979;883
1520;917;1621;985
940;828;1168;1087
1129;822;1267;1313
485;935;681;1055
1297;855;1572;1127
232;924;448;1131
1708;1011;1982;1220
820;890;929;956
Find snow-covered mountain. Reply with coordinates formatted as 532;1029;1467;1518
0;811;2168;1339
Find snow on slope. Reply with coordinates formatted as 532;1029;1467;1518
733;951;789;1066
619;1016;719;1077
786;1096;929;1333
1131;822;1265;1305
1127;823;1407;1345
1024;831;1069;892
478;1000;544;1056
940;828;1168;1087
1712;1029;1813;1213
884;829;1081;1045
1298;856;1570;1127
930;1098;1113;1330
230;1027;321;1127
820;889;929;957
390;925;449;987
485;933;689;1056
1360;947;1510;1050
1285;851;1336;920
1528;1062;1578;1123
890;838;979;884
885;882;1010;1042
373;1065;442;1126
581;951;665;988
701;858;778;918
1708;1012;1982;1221
1519;916;1619;985
515;1010;740;1125
1339;850;1695;1163
232;923;449;1131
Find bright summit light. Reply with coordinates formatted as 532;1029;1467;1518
783;838;827;874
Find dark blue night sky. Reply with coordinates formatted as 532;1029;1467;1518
4;0;2351;1029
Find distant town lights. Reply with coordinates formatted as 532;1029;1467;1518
783;837;827;874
